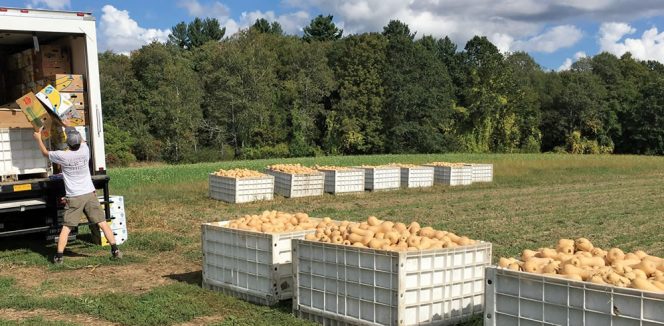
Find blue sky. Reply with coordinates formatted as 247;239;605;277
4;0;664;70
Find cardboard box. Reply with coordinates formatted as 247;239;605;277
63;109;85;127
66;92;85;110
15;92;53;139
36;45;69;61
0;102;32;128
35;85;74;120
35;65;71;80
49;74;84;92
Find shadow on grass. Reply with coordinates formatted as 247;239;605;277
164;270;202;286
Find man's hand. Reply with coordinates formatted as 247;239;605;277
33;127;50;158
33;127;43;141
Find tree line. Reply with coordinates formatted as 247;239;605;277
99;16;664;165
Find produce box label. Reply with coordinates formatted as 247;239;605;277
35;84;74;121
50;74;85;92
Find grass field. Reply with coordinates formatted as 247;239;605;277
0;153;663;325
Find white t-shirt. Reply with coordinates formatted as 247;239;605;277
48;143;95;197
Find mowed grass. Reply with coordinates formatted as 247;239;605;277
1;153;663;325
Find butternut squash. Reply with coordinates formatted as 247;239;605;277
523;260;546;274
575;238;594;252
624;253;641;261
394;222;408;233
407;236;421;248
542;261;561;274
434;230;447;240
499;257;518;268
590;275;607;285
419;237;433;250
419;227;435;238
305;234;317;241
408;222;421;234
631;278;662;292
536;248;558;259
457;236;471;246
522;249;537;261
380;221;395;233
632;260;657;276
367;215;380;226
633;250;648;259
562;264;592;280
652;281;664;291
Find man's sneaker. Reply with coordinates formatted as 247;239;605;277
111;249;123;259
53;256;64;264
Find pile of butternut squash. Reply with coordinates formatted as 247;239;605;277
213;168;265;178
304;215;477;251
223;211;317;233
358;164;400;168
390;163;420;168
499;238;664;293
427;162;466;167
313;165;354;171
267;164;318;174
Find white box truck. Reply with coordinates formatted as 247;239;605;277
0;7;111;240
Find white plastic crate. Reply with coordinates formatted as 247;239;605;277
98;195;126;227
361;167;401;191
293;240;493;326
400;166;435;188
485;267;664;326
265;170;324;198
0;128;49;178
471;164;493;183
208;174;274;203
319;169;365;194
202;221;318;306
94;195;127;246
427;165;472;186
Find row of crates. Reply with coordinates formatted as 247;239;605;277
201;220;493;326
201;222;664;326
209;164;494;204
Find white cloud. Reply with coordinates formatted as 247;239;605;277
282;0;664;55
178;1;310;35
557;51;587;71
178;0;230;19
513;25;583;53
599;23;664;62
237;10;310;34
29;0;70;10
99;5;170;54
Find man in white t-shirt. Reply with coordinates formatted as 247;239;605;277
33;126;122;264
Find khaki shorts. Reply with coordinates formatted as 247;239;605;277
63;192;105;227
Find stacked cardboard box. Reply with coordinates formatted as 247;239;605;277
48;74;86;127
4;44;72;102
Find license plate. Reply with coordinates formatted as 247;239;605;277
13;184;32;192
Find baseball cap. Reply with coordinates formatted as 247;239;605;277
65;127;82;147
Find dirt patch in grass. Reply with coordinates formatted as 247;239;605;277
0;253;201;297
173;315;226;326
0;308;118;326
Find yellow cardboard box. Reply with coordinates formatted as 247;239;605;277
35;84;74;120
50;74;85;92
15;92;53;139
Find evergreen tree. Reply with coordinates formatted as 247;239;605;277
303;14;343;42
